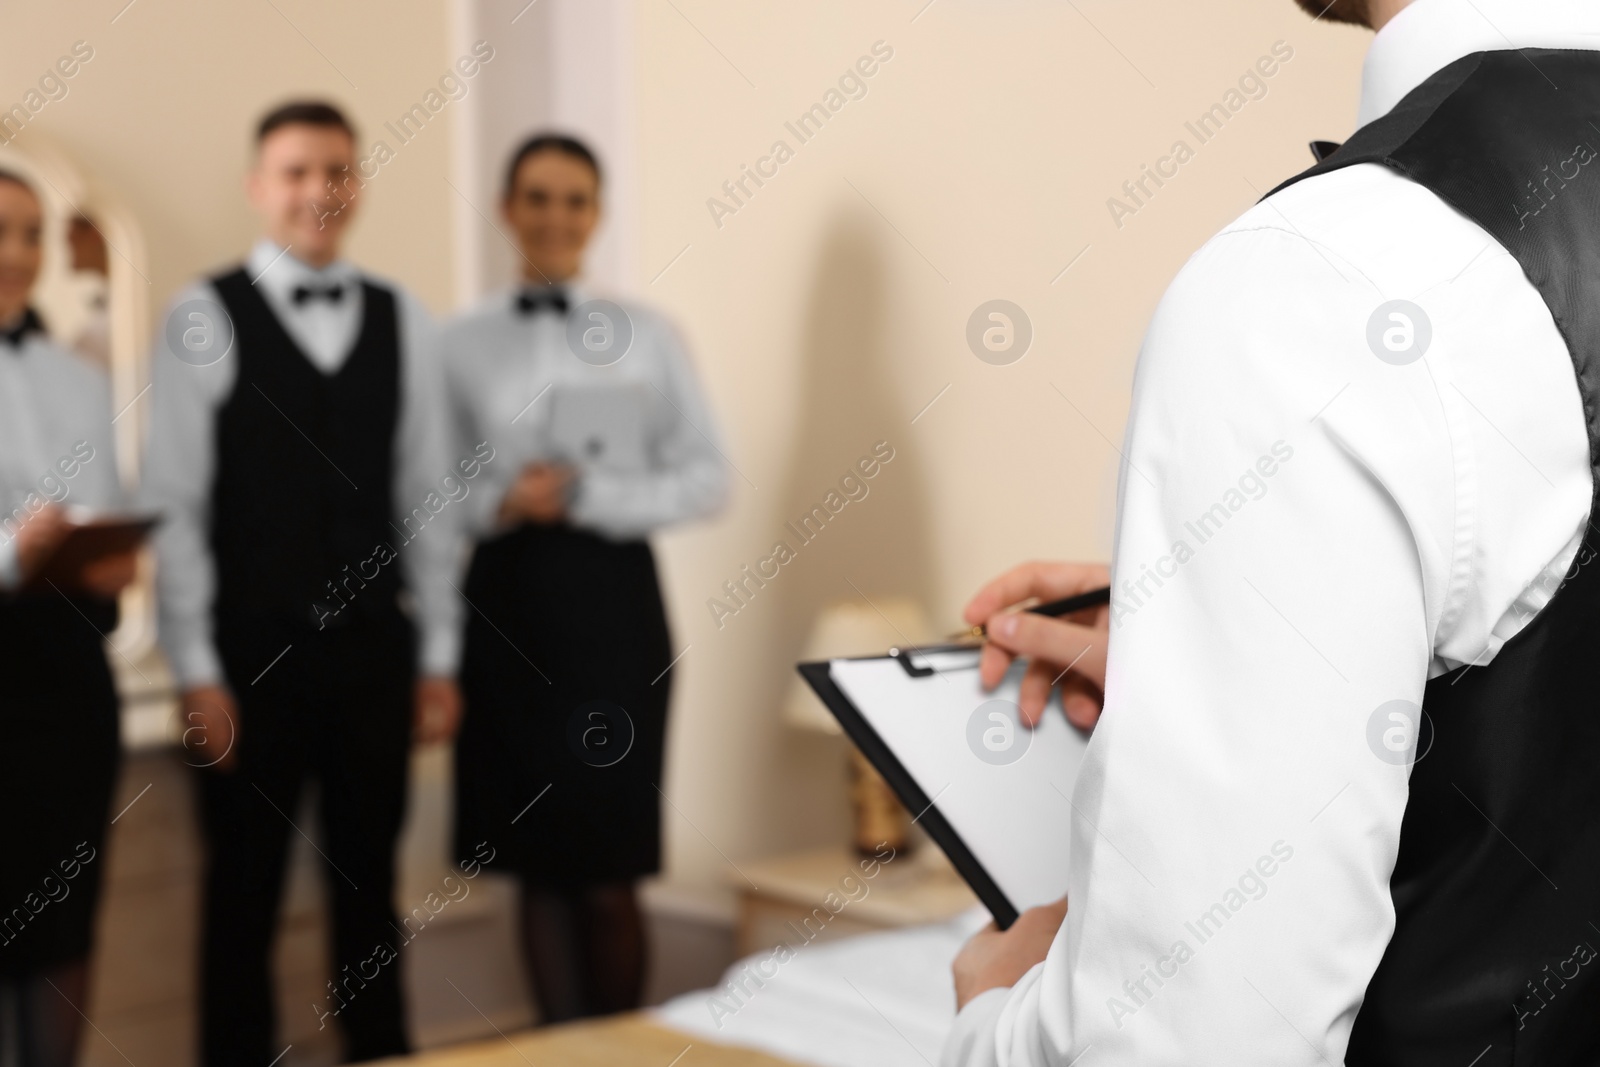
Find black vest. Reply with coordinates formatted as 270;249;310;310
1269;51;1600;1066
208;269;403;630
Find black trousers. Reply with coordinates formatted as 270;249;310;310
198;609;414;1067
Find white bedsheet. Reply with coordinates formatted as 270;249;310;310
653;908;990;1067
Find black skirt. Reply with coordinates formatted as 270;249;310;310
0;594;120;975
454;522;674;885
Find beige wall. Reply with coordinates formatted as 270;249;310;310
635;0;1370;894
1;0;460;314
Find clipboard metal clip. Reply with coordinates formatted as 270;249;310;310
887;643;981;679
888;647;936;678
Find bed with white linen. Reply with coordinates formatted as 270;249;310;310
653;909;987;1067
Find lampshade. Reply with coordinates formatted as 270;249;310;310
782;597;934;733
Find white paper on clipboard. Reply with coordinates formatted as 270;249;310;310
826;647;1092;916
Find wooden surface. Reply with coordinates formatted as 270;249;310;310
734;846;975;954
371;1014;803;1067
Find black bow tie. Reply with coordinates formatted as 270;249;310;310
291;283;346;307
516;288;570;317
1;307;45;353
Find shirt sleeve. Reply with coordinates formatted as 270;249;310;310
393;293;465;677
944;225;1456;1065
566;314;730;540
140;284;233;690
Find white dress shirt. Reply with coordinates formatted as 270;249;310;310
943;1;1600;1063
140;240;462;688
0;327;123;588
441;283;729;542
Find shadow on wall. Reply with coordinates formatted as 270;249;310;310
749;208;938;846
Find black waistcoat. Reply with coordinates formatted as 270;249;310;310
208;269;402;631
1268;51;1600;1066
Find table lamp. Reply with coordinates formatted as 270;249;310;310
783;598;934;856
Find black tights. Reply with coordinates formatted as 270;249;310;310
518;880;646;1025
0;958;88;1067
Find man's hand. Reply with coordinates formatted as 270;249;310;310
953;897;1069;1011
414;675;462;745
14;505;69;581
498;463;575;527
181;684;240;772
78;549;139;599
964;561;1110;729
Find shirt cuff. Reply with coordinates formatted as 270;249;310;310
565;471;644;541
0;537;19;591
941;986;1012;1067
166;636;226;691
418;621;461;678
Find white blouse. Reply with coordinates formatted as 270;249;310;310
440;283;730;543
0;328;122;588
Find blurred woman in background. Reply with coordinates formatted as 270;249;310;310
442;134;727;1022
0;169;135;1067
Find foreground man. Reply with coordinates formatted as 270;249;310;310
946;0;1600;1063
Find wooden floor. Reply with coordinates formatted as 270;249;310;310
82;745;742;1066
370;1015;799;1067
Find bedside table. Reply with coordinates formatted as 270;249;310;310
731;845;977;955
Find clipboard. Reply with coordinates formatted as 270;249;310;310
22;511;160;592
798;644;1092;929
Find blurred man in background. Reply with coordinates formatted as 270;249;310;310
141;101;462;1066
